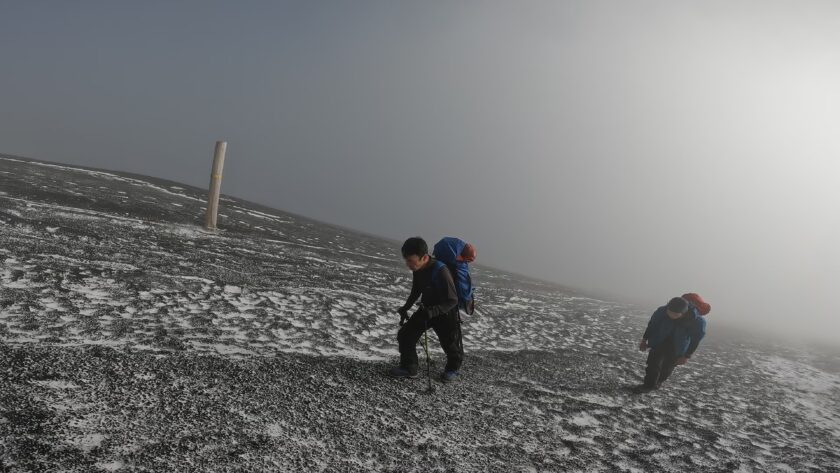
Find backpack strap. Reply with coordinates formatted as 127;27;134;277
430;261;447;288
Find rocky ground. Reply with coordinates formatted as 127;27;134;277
1;154;839;472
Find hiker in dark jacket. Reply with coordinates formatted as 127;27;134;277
389;237;464;383
634;296;706;393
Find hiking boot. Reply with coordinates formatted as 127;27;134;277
388;366;418;379
440;370;461;383
631;384;656;394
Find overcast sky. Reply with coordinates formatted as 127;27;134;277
1;1;839;343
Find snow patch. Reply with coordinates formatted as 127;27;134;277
32;380;80;390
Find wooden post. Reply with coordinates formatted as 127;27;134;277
205;141;227;230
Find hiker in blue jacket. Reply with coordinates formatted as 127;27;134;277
634;296;706;393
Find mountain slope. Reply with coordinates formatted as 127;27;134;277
1;154;838;472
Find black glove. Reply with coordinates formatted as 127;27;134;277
397;307;408;326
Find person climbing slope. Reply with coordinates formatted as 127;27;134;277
389;237;464;383
634;295;707;393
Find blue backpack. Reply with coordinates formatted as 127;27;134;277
431;237;476;315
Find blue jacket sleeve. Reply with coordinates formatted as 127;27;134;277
685;317;707;357
643;308;664;340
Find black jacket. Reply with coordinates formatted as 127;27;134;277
400;258;458;318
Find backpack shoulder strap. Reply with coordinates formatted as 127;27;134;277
430;260;447;287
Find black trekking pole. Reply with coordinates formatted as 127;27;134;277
422;318;435;394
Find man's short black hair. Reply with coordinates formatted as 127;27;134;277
667;296;689;314
401;237;428;258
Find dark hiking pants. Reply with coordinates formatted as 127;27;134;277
398;309;463;373
644;337;678;388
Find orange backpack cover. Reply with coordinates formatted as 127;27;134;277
682;293;711;315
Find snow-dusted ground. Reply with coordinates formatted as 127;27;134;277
1;154;838;472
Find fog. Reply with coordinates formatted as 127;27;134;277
1;1;838;343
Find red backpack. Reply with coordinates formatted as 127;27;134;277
682;293;711;315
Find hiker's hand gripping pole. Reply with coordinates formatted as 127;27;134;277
397;307;408;326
